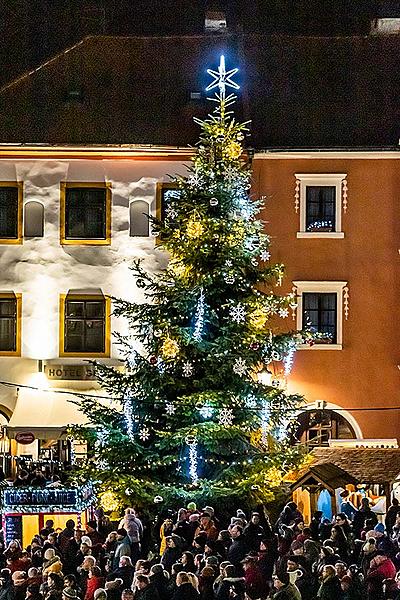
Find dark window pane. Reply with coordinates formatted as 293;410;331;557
303;292;337;343
0;187;19;239
306;186;336;232
0;299;16;351
64;298;105;353
65;188;106;239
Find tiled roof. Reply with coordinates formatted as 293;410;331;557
0;33;399;147
311;447;400;484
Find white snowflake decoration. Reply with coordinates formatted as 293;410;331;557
260;250;271;261
245;395;257;409
165;403;176;416
224;165;237;184
233;357;247;376
225;259;233;267
230;303;246;323
218;408;234;426
138;426;150;442
165;205;178;220
188;171;203;188
278;308;289;318
199;404;213;419
182;361;194;377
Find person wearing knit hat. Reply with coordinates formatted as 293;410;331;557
186;502;196;512
81;536;92;548
272;570;301;599
374;522;385;535
62;588;80;600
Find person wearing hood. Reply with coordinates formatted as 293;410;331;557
366;552;396;600
271;570;301;600
317;565;343;600
43;550;63;576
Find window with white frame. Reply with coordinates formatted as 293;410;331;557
293;281;348;350
294;174;347;238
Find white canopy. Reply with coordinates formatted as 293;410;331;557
7;387;89;439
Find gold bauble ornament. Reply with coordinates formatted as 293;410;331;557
100;490;120;512
186;220;204;239
249;308;268;331
223;141;242;159
161;337;180;358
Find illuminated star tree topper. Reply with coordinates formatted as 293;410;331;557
206;54;239;100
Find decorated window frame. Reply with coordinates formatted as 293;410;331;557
292;281;349;350
59;293;111;358
60;182;112;245
294;174;347;239
0;182;23;245
0;293;22;356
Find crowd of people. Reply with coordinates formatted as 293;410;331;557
2;492;400;600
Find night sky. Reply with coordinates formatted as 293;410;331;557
0;0;378;87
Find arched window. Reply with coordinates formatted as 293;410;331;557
294;409;356;448
129;200;149;237
24;201;44;237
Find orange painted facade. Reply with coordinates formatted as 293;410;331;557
253;153;400;441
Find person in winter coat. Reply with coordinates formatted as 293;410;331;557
0;569;14;600
243;513;265;553
133;574;159;600
12;572;28;600
226;526;247;573
58;521;76;556
161;537;182;574
385;499;400;536
149;564;171;600
271;571;301;600
317;565;343;600
26;583;43;600
111;531;131;571
340;575;364;600
109;556;134;590
366;553;396;600
353;499;377;539
160;520;174;557
241;556;265;600
172;572;199;600
194;515;218;543
84;567;105;600
43;550;63;576
197;567;215;600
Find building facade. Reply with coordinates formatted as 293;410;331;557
0;145;189;470
253;151;400;444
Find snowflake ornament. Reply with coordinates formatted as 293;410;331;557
245;395;257;409
182;361;194;377
225;259;233;267
165;205;178;220
218;408;234;426
260;250;271;261
165;403;176;416
233;357;247;376
138;426;150;442
199;404;214;419
230;303;246;323
188;171;203;188
278;308;289;318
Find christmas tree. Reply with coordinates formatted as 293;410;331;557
71;57;309;512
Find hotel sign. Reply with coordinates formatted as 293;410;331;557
44;365;97;381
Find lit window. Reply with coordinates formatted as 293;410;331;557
294;174;347;238
293;281;348;350
24;201;44;237
0;294;21;356
60;294;110;357
0;183;23;244
60;182;111;245
130;200;149;237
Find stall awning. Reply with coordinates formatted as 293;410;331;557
7;387;89;440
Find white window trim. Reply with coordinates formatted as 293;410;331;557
293;281;348;350
295;173;347;238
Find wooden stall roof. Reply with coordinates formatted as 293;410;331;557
310;448;400;485
291;462;357;492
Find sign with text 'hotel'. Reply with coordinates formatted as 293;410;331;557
44;365;96;381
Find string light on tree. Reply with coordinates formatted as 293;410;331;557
185;434;199;485
193;288;205;342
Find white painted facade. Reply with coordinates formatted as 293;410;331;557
0;149;190;430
